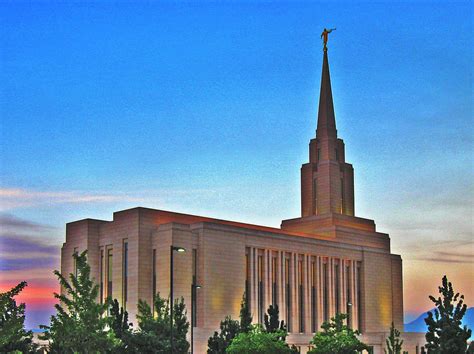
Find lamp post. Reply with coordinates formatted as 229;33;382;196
191;283;201;354
347;301;353;328
170;245;186;354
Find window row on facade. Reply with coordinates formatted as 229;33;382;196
245;247;362;334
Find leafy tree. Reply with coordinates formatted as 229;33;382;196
127;293;189;353
424;275;471;354
308;313;369;354
239;292;252;334
384;322;403;354
40;251;116;353
226;326;295;354
0;281;36;353
207;316;241;354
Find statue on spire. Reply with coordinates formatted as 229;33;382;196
321;28;336;50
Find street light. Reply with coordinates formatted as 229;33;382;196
191;283;201;354
347;301;353;328
170;246;186;353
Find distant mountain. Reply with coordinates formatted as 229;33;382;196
405;307;474;339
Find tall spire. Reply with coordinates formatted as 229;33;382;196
316;48;337;138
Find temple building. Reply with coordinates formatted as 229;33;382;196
61;45;425;353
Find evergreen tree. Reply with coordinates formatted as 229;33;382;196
109;298;131;340
308;313;369;354
239;292;252;334
226;326;295;354
384;322;403;354
207;316;241;354
128;293;189;353
40;251;116;353
264;304;285;333
424;275;471;354
0;281;36;353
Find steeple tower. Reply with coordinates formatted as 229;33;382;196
300;47;355;217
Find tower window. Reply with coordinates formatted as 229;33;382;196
313;178;318;214
335;149;339;161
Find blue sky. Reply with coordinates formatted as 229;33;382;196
0;1;472;327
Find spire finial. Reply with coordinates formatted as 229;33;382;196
320;27;336;50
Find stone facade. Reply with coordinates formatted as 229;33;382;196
61;47;426;353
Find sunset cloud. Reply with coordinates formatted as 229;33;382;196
0;188;145;211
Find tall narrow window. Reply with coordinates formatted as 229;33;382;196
107;248;113;299
73;247;78;278
258;253;264;324
313;178;318;214
152;249;156;314
335;149;339;161
122;240;128;309
271;256;277;306
311;259;317;332
298;258;304;333
285;257;291;332
346;264;352;328
192;249;198;327
335;262;340;314
323;261;329;322
100;249;104;304
317;148;321;161
245;248;251;309
340;178;345;214
357;264;362;331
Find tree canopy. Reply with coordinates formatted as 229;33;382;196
424;275;471;354
308;313;368;354
0;281;36;353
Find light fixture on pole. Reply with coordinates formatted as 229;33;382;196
170;245;186;353
191;283;201;354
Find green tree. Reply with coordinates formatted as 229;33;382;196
109;298;131;340
0;281;36;353
40;251;116;353
239;292;252;334
384;322;403;354
308;313;368;354
207;316;241;354
207;291;253;353
226;326;295;354
127;293;189;353
264;304;285;334
424;275;471;354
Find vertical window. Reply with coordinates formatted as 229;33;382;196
271;256;277;306
258;253;264;324
335;149;339;161
122;240;128;310
73;247;78;278
152;249;156;314
340;178;345;214
317;148;321;161
107;248;113;299
346;264;351;328
285;257;291;331
245;248;251;310
357;264;362;331
100;249;104;304
313;178;318;214
192;249;198;328
335;262;340;314
298;258;304;333
311;259;317;332
323;261;329;322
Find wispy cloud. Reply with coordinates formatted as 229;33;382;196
0;188;146;211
